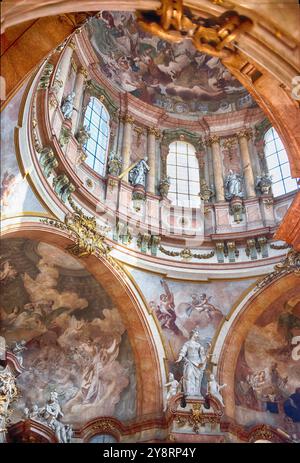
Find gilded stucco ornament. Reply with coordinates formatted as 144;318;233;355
137;1;252;58
255;248;300;291
41;198;111;259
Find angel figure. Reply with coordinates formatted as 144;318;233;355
164;372;179;410
207;373;226;407
156;280;180;335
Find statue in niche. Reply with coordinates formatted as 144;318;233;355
176;329;210;397
207;373;226;407
61;92;75;119
224;169;244;200
129;158;150;188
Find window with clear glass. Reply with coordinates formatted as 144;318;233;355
167;141;200;207
83;97;110;177
264;127;299;197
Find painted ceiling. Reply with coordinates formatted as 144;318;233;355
87;12;256;116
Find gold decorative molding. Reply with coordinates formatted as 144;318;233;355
237;128;253;140
137;0;252;58
255;249;300;291
121;114;135;125
41;198;111;258
78;66;88;79
147;126;161;138
68;39;76;51
205;135;220;146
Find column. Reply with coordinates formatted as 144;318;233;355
56;39;76;106
238;128;256;197
160;144;168;177
206;135;224;202
71;66;88;134
121;114;134;181
147;127;160;194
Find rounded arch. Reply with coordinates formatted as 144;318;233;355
212;272;300;419
1;220;167;420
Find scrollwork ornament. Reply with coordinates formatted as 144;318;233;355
137;1;252;58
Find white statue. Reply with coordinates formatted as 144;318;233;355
176;329;209;397
129;158;150;188
207;374;226;407
31;391;72;443
61;92;75;119
12;340;27;366
225;169;244;200
164;373;179;408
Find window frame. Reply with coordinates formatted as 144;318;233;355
167;141;200;208
264;127;299;197
83;97;110;177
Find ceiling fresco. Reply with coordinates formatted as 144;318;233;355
0;239;136;425
87;12;256;116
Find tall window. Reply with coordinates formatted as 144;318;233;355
83;97;110;177
264;127;299;197
167;141;200;207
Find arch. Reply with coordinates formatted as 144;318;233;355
0;220;166;420
213;272;300;419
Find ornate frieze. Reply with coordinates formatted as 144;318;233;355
159;246;214;259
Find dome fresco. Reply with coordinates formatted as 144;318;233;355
87;12;256;116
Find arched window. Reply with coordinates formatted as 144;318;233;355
167;141;200;207
89;434;117;443
83;97;110;177
264;127;299;197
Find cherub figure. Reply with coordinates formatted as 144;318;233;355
207;373;226;407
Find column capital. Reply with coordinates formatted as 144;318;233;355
237;128;253;140
78;66;88;79
68;39;76;51
147;126;161;138
121;113;135;125
205;135;220;146
222;136;237;150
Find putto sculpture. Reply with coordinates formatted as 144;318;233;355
207;373;226;407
